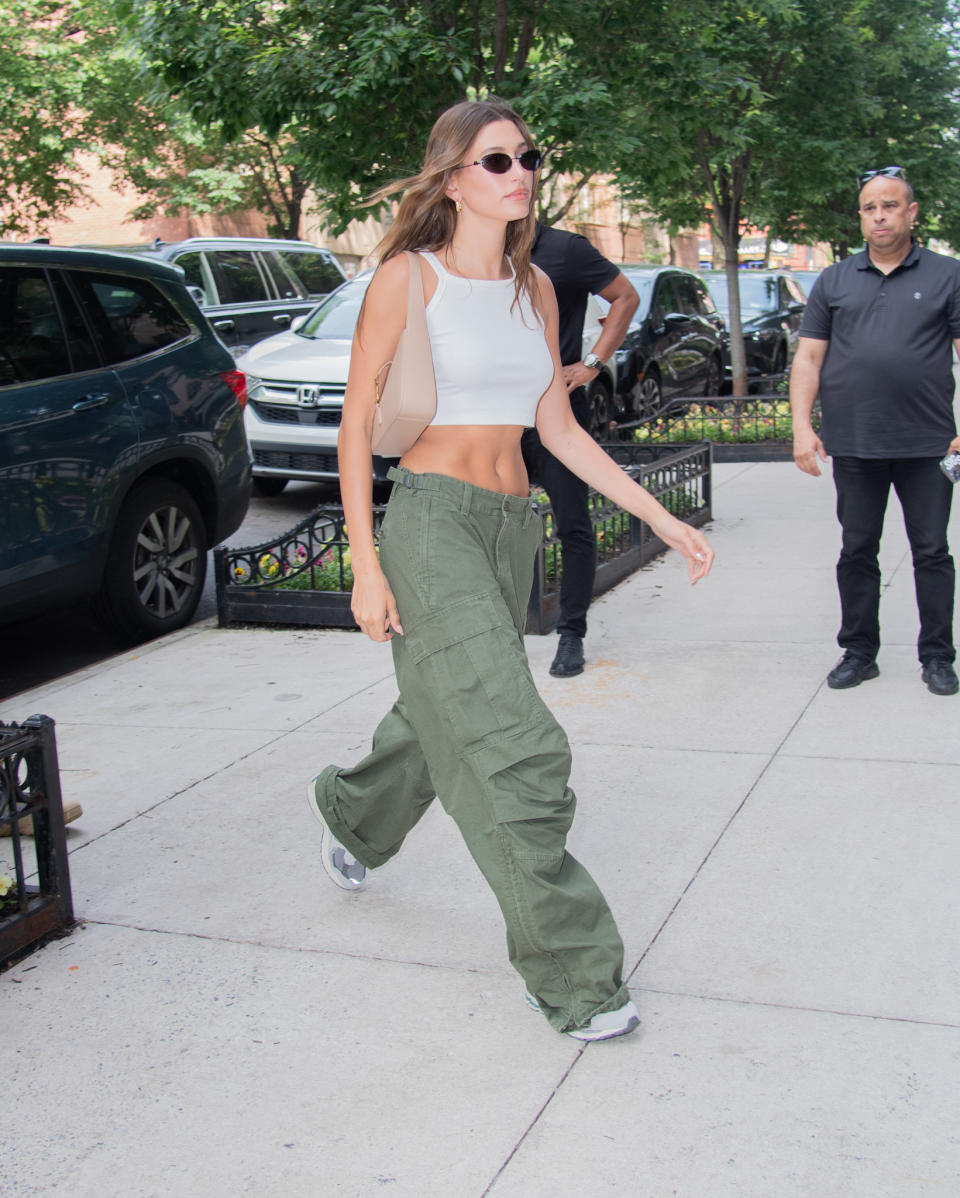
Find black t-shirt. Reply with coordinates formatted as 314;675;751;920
800;243;960;457
531;223;620;366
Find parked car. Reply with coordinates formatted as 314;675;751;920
77;237;347;356
0;243;252;639
701;269;807;382
238;270;619;495
238;272;372;495
788;268;826;299
597;266;725;417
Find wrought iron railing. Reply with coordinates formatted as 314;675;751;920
610;393;820;461
527;441;712;632
0;715;74;968
215;442;711;635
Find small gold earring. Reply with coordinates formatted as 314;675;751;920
455;199;462;215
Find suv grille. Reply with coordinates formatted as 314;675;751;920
253;450;339;472
250;379;344;426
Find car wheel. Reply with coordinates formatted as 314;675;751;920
586;378;615;441
253;477;289;498
635;371;662;419
95;478;207;641
703;354;722;397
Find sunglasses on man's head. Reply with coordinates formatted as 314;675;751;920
858;165;905;187
456;149;543;175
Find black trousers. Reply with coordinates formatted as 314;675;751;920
833;455;956;664
522;388;596;639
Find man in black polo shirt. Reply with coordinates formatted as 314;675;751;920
791;167;960;695
523;223;638;676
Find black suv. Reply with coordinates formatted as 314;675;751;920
82;237;347;356
701;269;806;381
0;244;252;640
599;266;725;417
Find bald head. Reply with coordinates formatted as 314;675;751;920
858;173;915;207
858;174;918;263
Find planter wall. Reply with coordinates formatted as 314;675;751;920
215;441;712;635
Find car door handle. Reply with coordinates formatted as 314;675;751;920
72;392;114;412
213;319;236;332
272;313;292;326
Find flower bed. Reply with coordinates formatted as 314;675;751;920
214;441;712;635
613;394;821;462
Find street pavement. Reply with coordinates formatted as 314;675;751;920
2;460;959;1198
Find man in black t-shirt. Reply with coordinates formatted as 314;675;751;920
523;223;638;677
791;168;960;695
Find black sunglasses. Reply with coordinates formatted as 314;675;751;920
456;149;543;175
858;165;905;187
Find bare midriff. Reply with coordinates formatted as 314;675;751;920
399;424;530;497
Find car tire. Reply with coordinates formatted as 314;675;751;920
586;377;615;441
95;478;207;641
635;370;662;419
703;354;722;397
253;477;289;498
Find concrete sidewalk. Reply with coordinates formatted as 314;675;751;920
2;461;959;1198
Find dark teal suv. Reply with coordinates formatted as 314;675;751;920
0;244;252;640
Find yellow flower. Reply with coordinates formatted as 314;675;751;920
0;874;13;898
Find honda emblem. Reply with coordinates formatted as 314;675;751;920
298;385;323;407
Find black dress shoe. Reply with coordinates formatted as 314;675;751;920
550;634;584;677
826;653;879;689
921;658;959;695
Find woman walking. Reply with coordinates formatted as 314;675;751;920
307;99;713;1040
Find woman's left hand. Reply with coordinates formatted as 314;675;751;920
648;513;714;584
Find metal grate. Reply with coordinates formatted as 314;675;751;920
0;715;74;968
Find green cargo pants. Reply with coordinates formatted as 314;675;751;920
314;467;630;1032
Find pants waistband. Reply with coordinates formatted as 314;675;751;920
387;466;538;521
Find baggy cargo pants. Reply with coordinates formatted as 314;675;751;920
314;467;630;1032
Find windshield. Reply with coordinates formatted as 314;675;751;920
620;272;655;318
705;274;778;318
300;276;370;339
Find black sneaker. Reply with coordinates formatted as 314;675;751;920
550;634;585;677
826;653;879;689
921;659;959;696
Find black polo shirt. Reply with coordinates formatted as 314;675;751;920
800;243;960;457
531;223;620;366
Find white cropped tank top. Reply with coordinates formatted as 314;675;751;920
419;250;554;428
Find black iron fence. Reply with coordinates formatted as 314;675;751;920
0;715;75;968
610;393;820;462
528;440;712;633
215;441;711;635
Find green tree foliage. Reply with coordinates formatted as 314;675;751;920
113;0;646;230
621;0;960;394
0;0;91;234
758;0;960;257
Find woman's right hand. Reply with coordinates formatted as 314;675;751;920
350;565;404;641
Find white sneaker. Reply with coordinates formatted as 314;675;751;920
305;777;367;891
567;999;640;1041
524;991;640;1041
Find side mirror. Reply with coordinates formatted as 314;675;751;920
186;285;208;308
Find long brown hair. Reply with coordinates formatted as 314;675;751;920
369;98;541;316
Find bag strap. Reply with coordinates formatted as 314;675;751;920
403;249;427;331
374;251;428;404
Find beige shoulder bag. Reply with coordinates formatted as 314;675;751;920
371;251;437;456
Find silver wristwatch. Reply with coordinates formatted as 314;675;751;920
583;352;602;371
